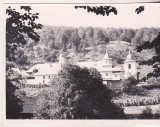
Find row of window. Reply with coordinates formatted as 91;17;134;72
43;76;51;79
106;73;118;77
105;60;112;64
27;76;51;80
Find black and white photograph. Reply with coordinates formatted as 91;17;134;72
5;3;160;120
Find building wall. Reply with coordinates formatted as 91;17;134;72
25;76;43;85
100;60;112;68
101;72;113;80
23;52;138;87
101;71;121;80
25;75;52;85
124;62;137;79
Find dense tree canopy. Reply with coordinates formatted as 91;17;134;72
21;25;160;65
6;79;23;119
122;76;139;94
75;6;144;16
35;64;125;119
137;33;160;79
74;5;160;80
6;6;42;119
75;6;117;16
6;6;43;61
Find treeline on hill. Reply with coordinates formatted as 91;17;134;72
10;26;160;68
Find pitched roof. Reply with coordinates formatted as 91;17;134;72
77;61;99;68
77;61;123;72
125;50;136;62
26;63;62;75
103;51;112;60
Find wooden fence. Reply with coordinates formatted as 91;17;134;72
15;83;48;88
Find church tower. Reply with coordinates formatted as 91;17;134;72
58;54;66;65
124;50;137;79
101;51;112;68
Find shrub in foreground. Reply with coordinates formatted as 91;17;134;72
35;64;126;119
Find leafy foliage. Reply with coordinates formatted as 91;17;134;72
139;106;153;119
135;6;145;14
6;6;42;119
122;76;139;94
137;33;160;79
22;26;160;65
75;6;144;16
147;77;160;86
6;79;23;119
75;6;117;16
6;6;43;61
142;77;160;90
14;49;29;66
35;64;125;119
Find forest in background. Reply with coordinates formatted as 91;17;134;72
6;5;160;119
8;25;160;69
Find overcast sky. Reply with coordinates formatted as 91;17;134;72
5;4;160;28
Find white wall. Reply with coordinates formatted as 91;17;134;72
100;71;121;80
25;75;52;85
124;61;137;79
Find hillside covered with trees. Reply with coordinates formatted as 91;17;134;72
11;26;160;69
6;5;160;119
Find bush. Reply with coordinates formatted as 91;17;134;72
6;79;23;119
142;84;160;90
154;106;160;119
15;89;26;98
139;106;153;119
147;77;160;85
35;64;126;119
139;106;160;119
122;76;139;94
143;77;160;90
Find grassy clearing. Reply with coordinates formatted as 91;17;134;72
124;104;160;115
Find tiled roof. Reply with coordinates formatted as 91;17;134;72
102;51;111;60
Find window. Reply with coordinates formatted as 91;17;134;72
49;76;50;79
106;73;108;76
128;64;131;69
27;77;35;79
43;76;45;79
33;69;38;73
113;71;120;73
27;72;32;74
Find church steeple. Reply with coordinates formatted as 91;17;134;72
124;50;137;79
101;51;112;67
126;50;132;61
103;51;110;60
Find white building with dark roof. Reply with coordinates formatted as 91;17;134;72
22;50;139;89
